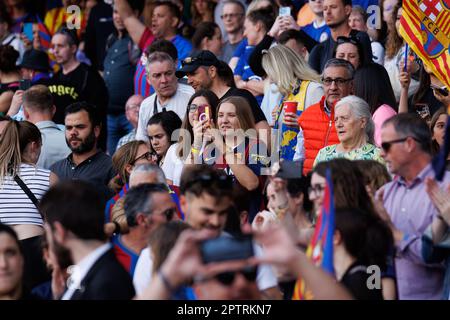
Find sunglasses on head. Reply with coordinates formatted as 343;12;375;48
336;36;360;46
430;85;449;97
182;56;199;66
214;268;258;286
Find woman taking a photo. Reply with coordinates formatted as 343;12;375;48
163;89;219;187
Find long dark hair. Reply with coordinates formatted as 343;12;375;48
177;89;219;159
430;107;448;155
313;159;374;212
147;111;182;160
335;207;393;270
354;63;398;114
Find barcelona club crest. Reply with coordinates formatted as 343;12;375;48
418;0;450;58
420;24;446;58
443;0;450;10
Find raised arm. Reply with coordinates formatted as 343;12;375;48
115;0;147;46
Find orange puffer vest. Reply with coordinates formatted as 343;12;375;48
298;96;339;174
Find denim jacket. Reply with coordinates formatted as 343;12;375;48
422;226;450;300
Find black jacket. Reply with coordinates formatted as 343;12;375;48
68;249;135;300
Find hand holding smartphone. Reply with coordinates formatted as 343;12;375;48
197;104;210;122
21;23;34;42
279;6;291;17
19;79;32;91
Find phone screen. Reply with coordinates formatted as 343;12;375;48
197;105;210;122
22;23;34;42
201;235;254;264
279;6;291;16
19;79;32;91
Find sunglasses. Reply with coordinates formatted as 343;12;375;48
336;36;360;46
431;85;449;97
131;151;156;165
381;137;419;152
214;268;257;286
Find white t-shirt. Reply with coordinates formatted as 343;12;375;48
132;239;278;296
133;247;153;295
135;83;194;142
161;143;185;187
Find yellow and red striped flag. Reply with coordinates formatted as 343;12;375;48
399;0;450;89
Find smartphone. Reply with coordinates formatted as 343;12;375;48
275;160;304;179
200;234;254;264
197;105;210;122
279;6;291;17
22;23;34;42
19;79;32;91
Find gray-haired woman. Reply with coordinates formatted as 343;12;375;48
314;95;385;166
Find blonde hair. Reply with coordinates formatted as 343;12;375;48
0;120;41;184
262;45;320;96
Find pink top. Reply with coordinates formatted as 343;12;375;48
372;104;397;147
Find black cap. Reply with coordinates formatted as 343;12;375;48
19;49;51;72
175;50;220;78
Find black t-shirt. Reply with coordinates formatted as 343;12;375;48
409;88;444;117
341;262;383;300
49;63;108;124
49;63;108;150
221;87;267;124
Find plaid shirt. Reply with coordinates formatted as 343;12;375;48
116;129;136;151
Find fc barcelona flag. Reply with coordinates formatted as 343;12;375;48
399;0;450;89
292;168;335;300
36;16;51;50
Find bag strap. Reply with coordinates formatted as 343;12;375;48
14;175;44;219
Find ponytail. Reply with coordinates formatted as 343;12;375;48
0;120;21;183
0;120;42;184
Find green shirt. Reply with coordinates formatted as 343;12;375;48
314;143;385;167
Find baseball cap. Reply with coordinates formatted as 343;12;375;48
175;50;220;78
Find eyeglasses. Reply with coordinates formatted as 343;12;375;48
220;13;244;20
308;184;326;197
336;36;360;46
430;85;449;97
381;137;418;152
187;103;209;113
131;151;156;165
183;174;233;192
321;77;353;86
